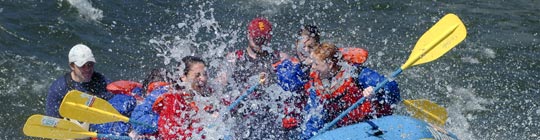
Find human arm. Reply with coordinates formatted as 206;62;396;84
358;67;401;105
45;78;67;118
275;59;308;92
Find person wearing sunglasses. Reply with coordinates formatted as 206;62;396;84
219;17;289;139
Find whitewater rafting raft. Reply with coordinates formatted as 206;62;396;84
23;13;467;140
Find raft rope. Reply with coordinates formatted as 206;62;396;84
366;120;384;136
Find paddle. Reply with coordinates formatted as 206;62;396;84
226;74;267;111
23;114;130;139
59;90;155;129
206;74;266;130
317;13;467;134
403;99;448;127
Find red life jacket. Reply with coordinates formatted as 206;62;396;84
340;47;368;65
280;47;370;129
146;81;169;94
152;92;206;140
304;71;373;126
106;80;142;94
273;47;367;70
106;80;143;100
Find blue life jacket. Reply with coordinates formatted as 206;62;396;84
90;89;138;136
130;87;168;134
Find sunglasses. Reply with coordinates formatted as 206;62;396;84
253;36;268;45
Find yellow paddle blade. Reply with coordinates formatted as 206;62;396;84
401;13;467;70
403;99;448;127
59;90;129;124
23;114;97;139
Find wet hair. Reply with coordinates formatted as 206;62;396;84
312;42;339;64
298;25;321;43
142;68;167;91
178;56;206;76
171;56;206;90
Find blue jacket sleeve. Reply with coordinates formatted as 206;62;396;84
276;59;308;92
130;87;168;134
358;67;401;105
46;76;68;118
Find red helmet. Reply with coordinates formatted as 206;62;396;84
248;17;272;45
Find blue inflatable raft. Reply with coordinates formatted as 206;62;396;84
310;115;458;140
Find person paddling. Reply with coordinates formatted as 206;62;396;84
217;17;288;139
46;44;114;118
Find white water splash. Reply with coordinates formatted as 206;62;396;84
150;4;231;68
149;3;242;139
461;56;480;64
483;48;496;59
66;0;103;21
445;86;491;139
237;0;294;16
0;52;60;97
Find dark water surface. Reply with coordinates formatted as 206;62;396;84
0;0;538;139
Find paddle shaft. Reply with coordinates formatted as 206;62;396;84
97;134;131;140
207;80;262;130
129;119;157;129
318;68;403;133
227;83;260;111
27;125;131;139
205;82;259;133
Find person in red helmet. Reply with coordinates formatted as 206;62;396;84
248;17;273;48
219;17;283;84
216;17;288;139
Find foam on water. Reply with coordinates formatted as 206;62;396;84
0;51;61;138
66;0;103;21
445;86;492;140
0;52;61;97
482;48;496;59
461;56;480;64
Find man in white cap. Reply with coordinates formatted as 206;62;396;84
46;44;113;118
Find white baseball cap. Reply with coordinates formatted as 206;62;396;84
68;44;96;67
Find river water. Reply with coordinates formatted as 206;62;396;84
0;0;538;139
